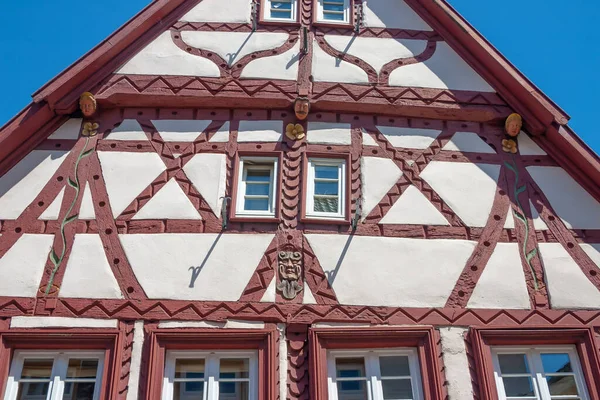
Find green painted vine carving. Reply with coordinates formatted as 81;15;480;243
45;123;98;295
504;155;540;291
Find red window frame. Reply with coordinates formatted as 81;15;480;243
470;327;600;400
309;326;445;400
0;326;124;399
145;327;278;400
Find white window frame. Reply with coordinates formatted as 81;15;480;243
316;0;351;24
491;346;590;400
162;350;258;400
3;350;105;400
262;0;297;22
235;157;278;218
327;349;423;400
306;158;346;220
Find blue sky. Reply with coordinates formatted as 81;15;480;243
0;0;597;152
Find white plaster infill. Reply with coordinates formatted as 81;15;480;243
260;279;277;303
518;132;547;156
362;0;432;30
183;153;227;216
375;126;441;149
238;120;283;142
324;36;427;75
48;119;83;140
311;40;368;84
10;317;118;329
439;327;474;400
103;119;148;141
209;122;230;143
132;178;202;220
157;320;265;329
180;0;252;23
181;32;289;67
117;32;220;77
307;122;352;145
126;321;145;400
241;42;300;81
442;132;496;154
39;187;65;220
152;120;212;142
360;157;403;221
389;43;494;92
380;185;449;226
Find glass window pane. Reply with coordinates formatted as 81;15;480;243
174;382;204;400
272;1;292;10
315;181;339;196
244;198;269;211
17;382;50;400
245;182;270;196
220;358;250;379
174;359;205;380
245;169;271;182
314;197;339;213
67;359;99;379
503;377;535;397
324;12;345;21
382;379;413;399
498;354;530;374
546;375;579;396
271;10;292;18
336;381;367;400
315;165;339;180
62;382;96;400
219;381;248;399
380;356;411;377
20;359;53;379
324;3;345;12
336;358;366;378
541;353;573;373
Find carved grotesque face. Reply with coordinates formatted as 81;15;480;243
278;251;301;281
80;96;97;117
505;114;522;138
294;98;310;120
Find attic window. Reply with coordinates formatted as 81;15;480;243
263;0;297;22
317;0;351;24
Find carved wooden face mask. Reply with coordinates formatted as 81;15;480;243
79;93;97;118
294;97;310;120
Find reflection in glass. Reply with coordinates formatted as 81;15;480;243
541;353;573;373
503;377;535;397
379;356;411;377
218;381;248;399
546;375;579;396
67;359;98;379
17;383;49;400
336;381;367;400
381;379;413;399
175;359;205;379
62;382;96;400
315;166;339;180
498;354;530;374
220;358;249;379
21;359;53;379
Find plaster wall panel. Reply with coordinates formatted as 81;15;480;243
375;126;441;149
126;321;145;400
307;122;352;145
79;183;96;220
120;234;275;301
39;187;65;220
362;0;433;30
180;0;252;23
439;328;474;399
116;32;220;77
518;132;547;156
504;204;515;229
159;321;225;329
380;185;449;225
361;157;403;220
10;317;118;329
389;43;495;92
0;234;54;297
0;150;68;219
133;178;202;220
103;119;148;141
324;36;427;75
361;129;378;146
181;32;289;67
209;122;230;143
98;152;167;218
539;243;600;309
260;279;277;302
305;235;477;307
152;120;212;142
59;234;123;299
303;282;318;304
530;200;549;230
237;120;283;142
48;119;82;140
312;40;369;84
581;244;600;269
241;43;300;80
527;166;600;229
442;132;496;153
467;243;530;309
420;161;500;227
225;320;265;329
183;153;227;216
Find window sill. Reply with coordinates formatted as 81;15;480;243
313;20;354;29
259;19;301;27
230;215;280;224
301;216;350;225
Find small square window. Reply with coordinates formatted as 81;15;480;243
3;351;105;400
492;347;590;400
263;0;297;22
306;158;346;220
163;351;257;400
317;0;351;24
235;157;278;218
327;349;424;400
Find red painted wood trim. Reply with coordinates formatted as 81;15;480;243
145;327;278;400
470;327;600;400
309;326;445;400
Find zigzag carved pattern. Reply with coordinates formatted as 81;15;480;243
238;236;278;302
287;324;309;400
117;321;135;400
172;22;296;34
316;27;443;40
300;0;312;26
302;237;338;304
